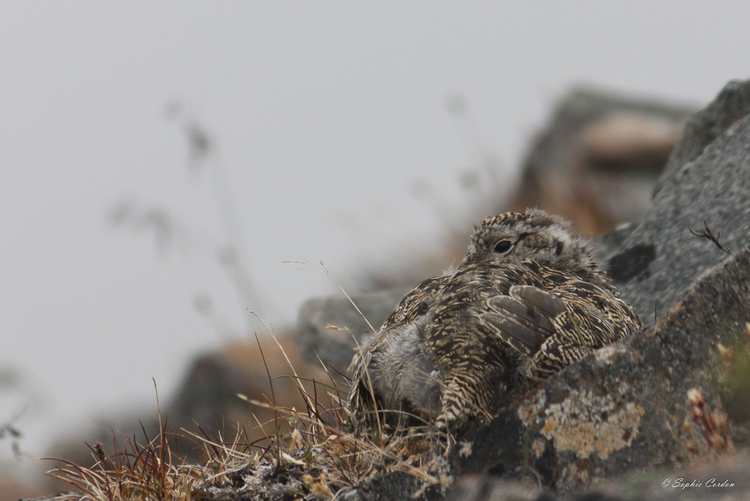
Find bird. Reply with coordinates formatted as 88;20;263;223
347;208;643;430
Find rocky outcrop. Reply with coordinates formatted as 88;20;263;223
511;87;696;235
296;87;698;376
653;80;750;197
296;287;411;372
606;79;750;321
446;452;750;501
27;81;750;501
340;80;750;499
450;245;749;494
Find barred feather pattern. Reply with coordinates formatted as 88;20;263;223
347;209;643;430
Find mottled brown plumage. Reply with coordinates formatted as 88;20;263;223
347;209;643;429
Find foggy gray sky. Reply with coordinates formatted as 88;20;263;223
2;1;750;458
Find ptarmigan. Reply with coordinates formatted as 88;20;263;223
347;209;643;430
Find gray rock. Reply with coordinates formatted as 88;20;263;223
295;287;412;372
450;245;750;495
590;222;638;263
287;82;750;501
27;82;750;501
606;79;750;322
444;476;544;501
339;471;440;501
654;79;750;197
446;451;750;501
511;87;696;234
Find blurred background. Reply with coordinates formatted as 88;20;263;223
2;2;750;496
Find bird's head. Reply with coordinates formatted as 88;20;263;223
460;208;596;272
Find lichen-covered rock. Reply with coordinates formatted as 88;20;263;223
446;452;750;501
450;245;750;494
338;471;434;501
294;81;750;500
444;476;542;501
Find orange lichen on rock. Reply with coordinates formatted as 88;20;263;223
520;389;645;460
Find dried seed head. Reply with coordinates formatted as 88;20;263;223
717;343;734;361
687;387;705;407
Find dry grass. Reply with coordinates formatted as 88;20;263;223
41;329;449;501
41;260;455;500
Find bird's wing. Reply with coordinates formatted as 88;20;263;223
546;277;643;346
510;285;568;318
480;285;566;357
379;274;450;334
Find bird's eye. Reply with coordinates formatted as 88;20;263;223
494;240;512;254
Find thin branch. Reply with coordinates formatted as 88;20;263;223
689;220;731;255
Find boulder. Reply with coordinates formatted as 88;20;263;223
295;287;411;372
653;80;750;197
29;82;750;501
446;453;750;500
607;79;750;321
511;87;696;235
295;86;700;381
341;80;750;499
450;245;749;494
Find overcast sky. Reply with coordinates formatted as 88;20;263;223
2;2;750;460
